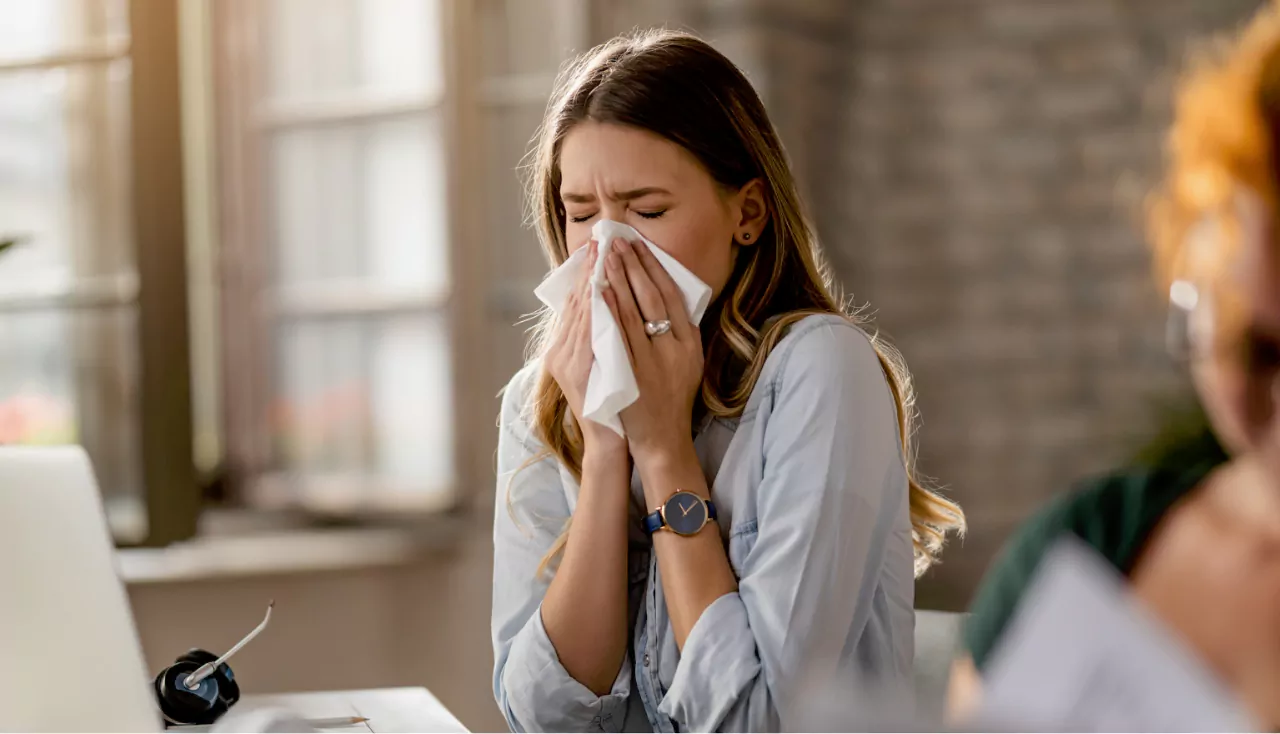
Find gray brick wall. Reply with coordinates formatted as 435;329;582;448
681;0;1265;607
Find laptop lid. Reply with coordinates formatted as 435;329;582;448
0;446;162;732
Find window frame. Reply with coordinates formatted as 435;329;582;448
131;0;199;545
0;0;198;547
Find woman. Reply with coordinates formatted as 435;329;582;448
948;3;1280;727
492;30;964;733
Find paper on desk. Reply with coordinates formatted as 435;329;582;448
206;706;317;732
977;537;1256;732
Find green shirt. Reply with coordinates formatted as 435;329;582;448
963;429;1228;671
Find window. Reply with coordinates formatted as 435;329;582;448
0;0;617;542
212;0;663;517
214;0;457;513
0;0;194;544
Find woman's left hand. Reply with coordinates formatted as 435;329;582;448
600;238;704;466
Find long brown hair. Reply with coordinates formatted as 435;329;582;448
514;29;964;577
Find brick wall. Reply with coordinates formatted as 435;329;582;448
685;0;1265;607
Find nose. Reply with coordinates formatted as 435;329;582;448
599;198;627;223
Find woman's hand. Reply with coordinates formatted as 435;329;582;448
545;240;628;458
600;238;704;472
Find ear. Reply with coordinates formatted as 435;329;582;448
732;179;769;246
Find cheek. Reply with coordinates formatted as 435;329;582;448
564;223;592;254
650;216;736;298
1194;360;1252;454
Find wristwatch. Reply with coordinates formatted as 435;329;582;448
642;490;717;536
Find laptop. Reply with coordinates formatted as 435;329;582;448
0;446;162;732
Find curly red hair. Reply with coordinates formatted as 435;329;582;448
1148;1;1280;303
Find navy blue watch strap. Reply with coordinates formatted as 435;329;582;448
642;510;664;535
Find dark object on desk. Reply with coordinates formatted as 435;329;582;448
155;648;242;726
154;601;273;727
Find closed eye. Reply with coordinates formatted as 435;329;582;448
568;210;665;223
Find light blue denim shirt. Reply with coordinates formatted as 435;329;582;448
492;314;916;732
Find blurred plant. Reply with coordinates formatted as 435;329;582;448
0;391;78;445
0;237;77;445
268;381;373;469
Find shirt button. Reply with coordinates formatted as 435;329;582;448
643;653;651;667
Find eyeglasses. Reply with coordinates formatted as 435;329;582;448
1166;278;1200;364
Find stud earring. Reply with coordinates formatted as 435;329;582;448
741;232;751;242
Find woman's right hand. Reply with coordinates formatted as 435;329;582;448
545;240;628;458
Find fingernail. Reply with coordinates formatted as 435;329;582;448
608;252;621;269
615;238;630;252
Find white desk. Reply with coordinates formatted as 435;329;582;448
237;688;468;733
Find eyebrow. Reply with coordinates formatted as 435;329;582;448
561;187;671;204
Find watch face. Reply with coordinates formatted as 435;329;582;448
663;492;707;535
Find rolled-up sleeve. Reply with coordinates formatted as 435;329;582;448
491;367;632;732
658;320;907;732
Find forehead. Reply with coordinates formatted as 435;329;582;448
558;122;706;191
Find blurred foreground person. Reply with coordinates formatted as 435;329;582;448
949;3;1280;728
490;30;964;733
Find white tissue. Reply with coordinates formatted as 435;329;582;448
534;220;713;437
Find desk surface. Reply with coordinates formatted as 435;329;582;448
242;687;468;733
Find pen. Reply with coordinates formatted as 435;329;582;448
306;716;370;728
